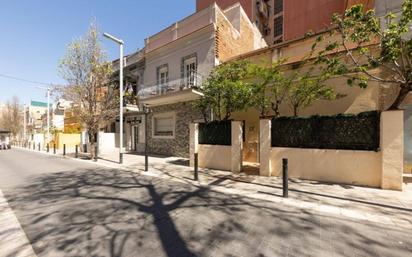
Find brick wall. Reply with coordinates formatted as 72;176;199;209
215;7;256;62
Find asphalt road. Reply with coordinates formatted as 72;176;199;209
0;148;411;257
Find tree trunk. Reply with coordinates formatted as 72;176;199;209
388;85;410;110
293;105;299;117
88;130;96;160
271;102;280;118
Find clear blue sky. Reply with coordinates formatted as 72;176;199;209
0;0;195;105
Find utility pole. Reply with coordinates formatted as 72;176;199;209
46;88;50;143
23;104;26;141
36;86;51;143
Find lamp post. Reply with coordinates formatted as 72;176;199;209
103;32;124;164
144;105;150;171
36;86;51;143
22;104;26;142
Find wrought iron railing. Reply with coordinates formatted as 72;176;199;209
138;74;203;99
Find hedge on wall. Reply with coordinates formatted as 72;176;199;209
271;111;380;151
199;121;231;146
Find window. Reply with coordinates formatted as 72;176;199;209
273;16;283;38
156;64;169;94
181;54;197;88
274;0;283;15
153;112;175;138
184;57;197;87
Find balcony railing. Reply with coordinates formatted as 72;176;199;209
138;74;203;99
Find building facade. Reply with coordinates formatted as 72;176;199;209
108;3;266;157
196;0;374;45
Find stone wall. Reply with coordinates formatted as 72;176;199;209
147;101;204;157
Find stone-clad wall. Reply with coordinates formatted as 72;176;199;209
147;101;204;157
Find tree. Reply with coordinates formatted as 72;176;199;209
249;61;288;117
287;70;341;116
315;1;412;110
58;22;118;158
0;96;22;140
195;60;253;122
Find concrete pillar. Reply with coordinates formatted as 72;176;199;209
381;110;404;190
259;119;271;176
189;123;199;167
231;121;243;173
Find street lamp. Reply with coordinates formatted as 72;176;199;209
36;86;51;144
103;32;124;164
143;104;151;171
22;104;26;142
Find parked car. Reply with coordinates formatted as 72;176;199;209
0;130;11;150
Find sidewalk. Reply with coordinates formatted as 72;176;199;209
14;146;412;229
0;189;37;257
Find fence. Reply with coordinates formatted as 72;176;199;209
260;110;404;190
271;111;380;151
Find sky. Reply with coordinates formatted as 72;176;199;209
0;0;195;105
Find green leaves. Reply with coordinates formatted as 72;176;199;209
195;60;253;121
314;0;412;109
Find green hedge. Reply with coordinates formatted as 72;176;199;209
199;121;231;146
271;111;380;151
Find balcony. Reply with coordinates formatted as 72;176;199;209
138;74;204;106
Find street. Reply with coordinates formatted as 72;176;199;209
1;149;412;257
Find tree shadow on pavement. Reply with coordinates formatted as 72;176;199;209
4;168;412;257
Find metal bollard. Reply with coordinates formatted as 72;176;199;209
38;143;40;151
194;153;199;181
145;152;148;171
75;145;78;158
33;143;35;150
83;144;87;153
47;143;49;153
53;144;56;154
94;145;98;162
63;144;66;156
282;158;288;198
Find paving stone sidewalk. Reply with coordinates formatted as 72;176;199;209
93;152;412;229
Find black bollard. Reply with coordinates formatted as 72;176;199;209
47;143;49;153
53;144;56;154
83;144;87;153
194;153;199;181
33;142;35;150
282;158;288;198
94;145;98;162
63;144;66;156
38;143;40;151
75;145;78;158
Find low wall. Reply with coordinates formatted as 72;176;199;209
55;133;81;149
98;132;116;153
190;121;243;173
260;110;404;190
270;148;382;188
198;144;232;171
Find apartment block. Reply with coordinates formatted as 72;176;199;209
197;0;374;45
